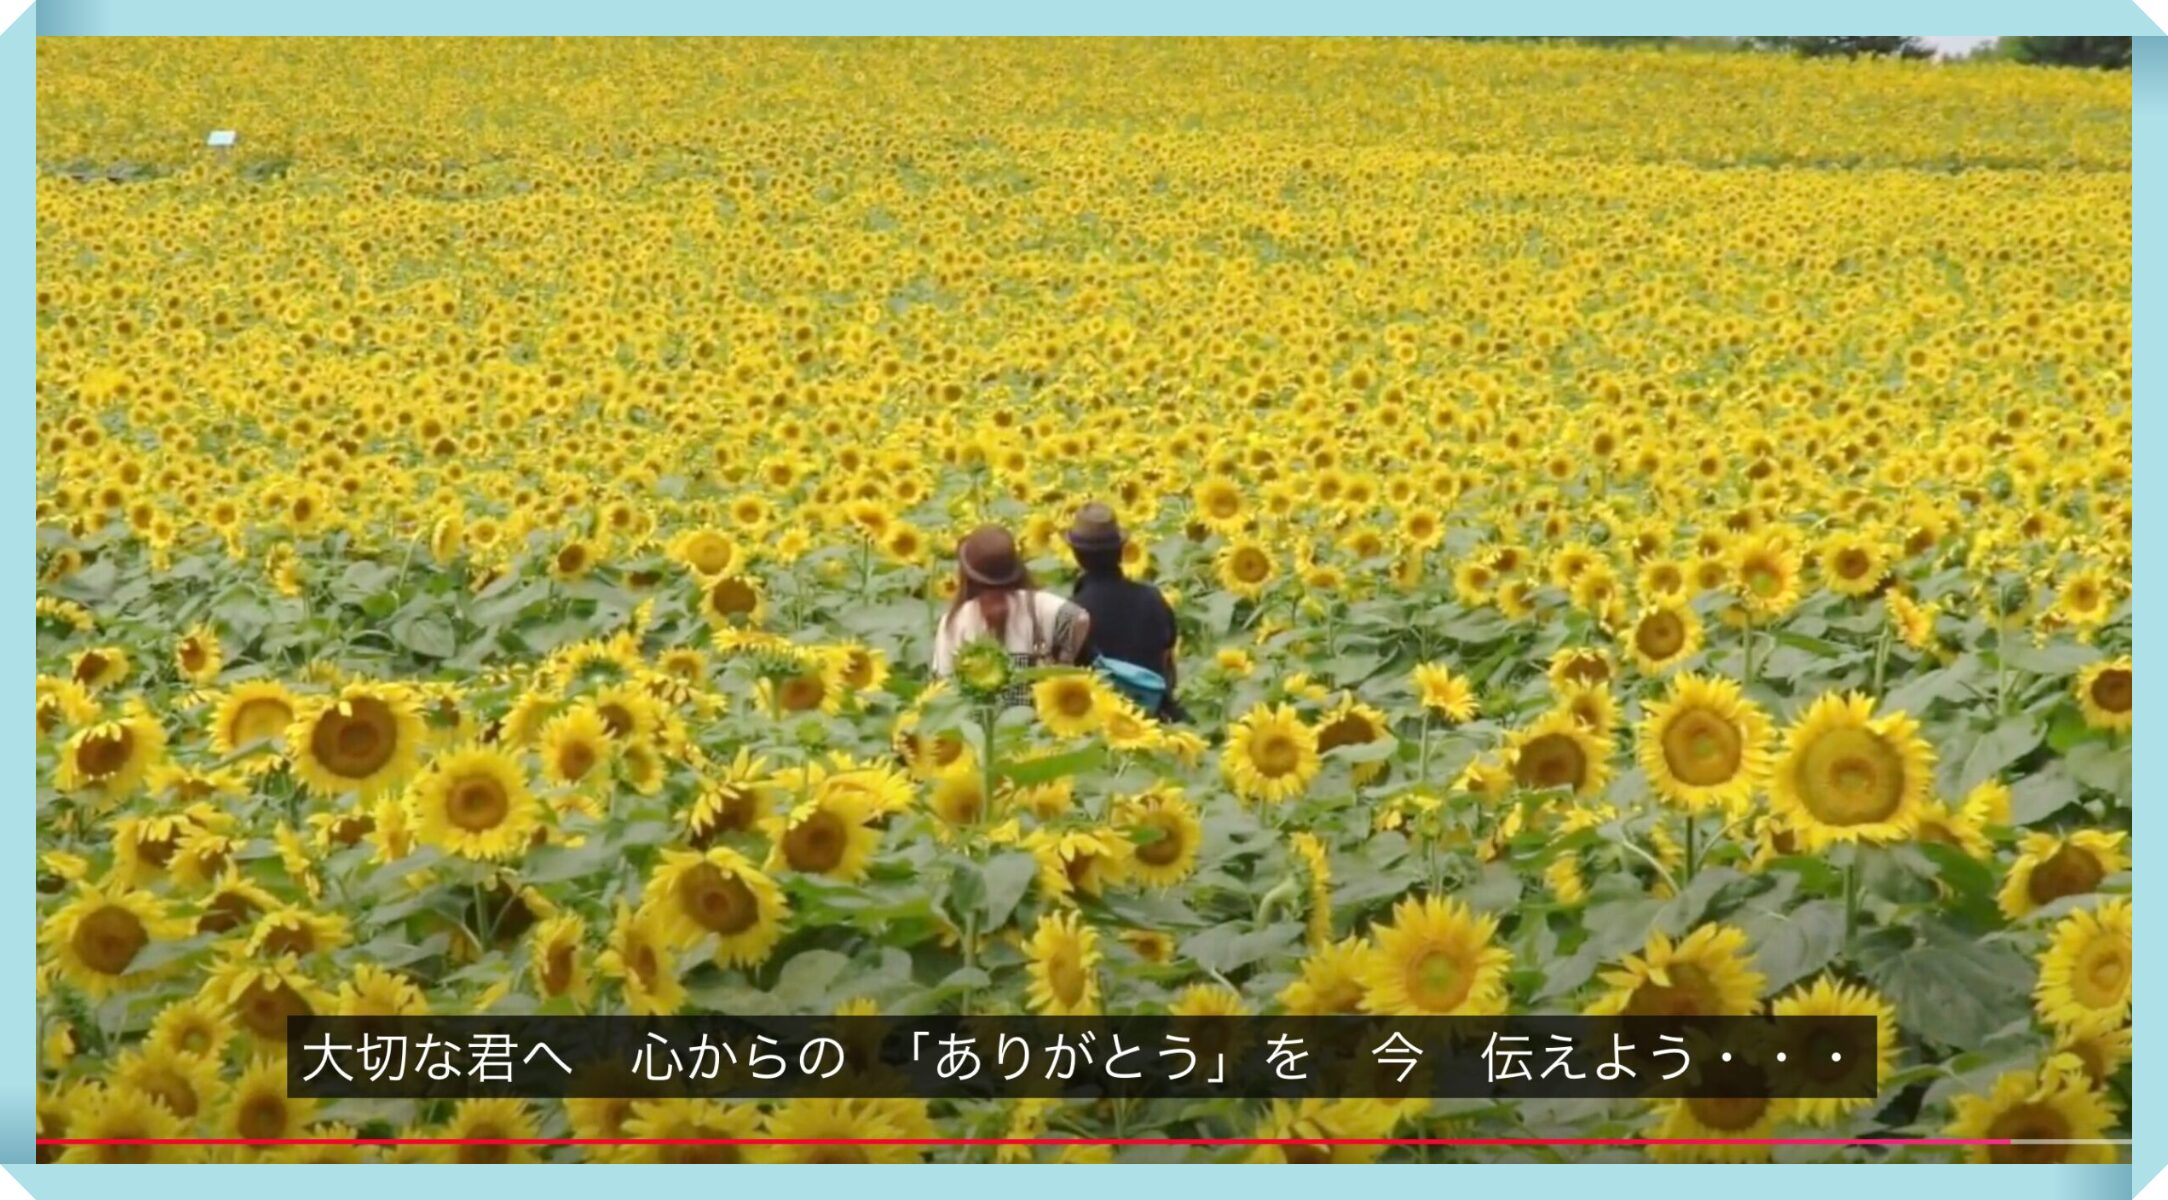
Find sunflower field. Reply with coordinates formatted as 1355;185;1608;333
33;38;2132;1164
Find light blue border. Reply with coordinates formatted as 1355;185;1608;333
14;7;2159;1200
23;0;2166;35
2133;31;2159;1199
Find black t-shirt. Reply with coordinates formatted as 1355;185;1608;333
1071;572;1177;674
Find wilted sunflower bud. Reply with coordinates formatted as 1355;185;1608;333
953;638;1013;702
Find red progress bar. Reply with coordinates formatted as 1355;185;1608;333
38;1137;2010;1146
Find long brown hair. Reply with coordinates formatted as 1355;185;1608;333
944;565;1037;640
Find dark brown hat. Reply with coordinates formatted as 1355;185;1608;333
956;525;1025;587
1065;501;1126;551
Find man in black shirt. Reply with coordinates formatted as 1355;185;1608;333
1065;502;1186;721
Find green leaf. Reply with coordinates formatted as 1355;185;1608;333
520;838;622;885
2065;741;2131;796
2008;763;2081;825
1914;842;1998;908
770;949;853;1010
1742;898;1845;991
979;851;1039;930
1180;921;1301;976
2002;640;2100;677
1858;923;2032;1051
394;610;458;659
1955;715;2040;794
1326;734;1400;765
1773;631;1846;657
996;745;1106;788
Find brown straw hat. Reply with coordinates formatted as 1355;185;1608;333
956;525;1026;586
1064;501;1126;551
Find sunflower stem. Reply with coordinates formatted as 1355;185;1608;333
1842;857;1860;960
1869;620;1892;697
1683;811;1698;882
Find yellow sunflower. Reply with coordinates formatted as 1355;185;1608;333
1770;974;1899;1126
2074;656;2131;732
1032;670;1108;738
1997;830;2127;919
529;913;593;1007
1637;672;1772;813
1624;597;1704;674
597;900;686;1016
1114;787;1203;889
53;704;166;798
538;703;613;787
1278;937;1375;1015
642;846;789;968
209;680;301;759
408;744;542;861
40;881;186;998
1214;537;1279;599
1410;661;1478;722
1585;923;1766;1017
1024;909;1102;1016
1945;1062;2118;1163
1359;894;1512;1016
1507;709;1612;797
1221;703;1321;804
174;624;224;684
287;682;425;796
2034;897;2131;1033
760;787;881;883
1768;691;1933;851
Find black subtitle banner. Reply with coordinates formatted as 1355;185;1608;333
288;1015;1876;1101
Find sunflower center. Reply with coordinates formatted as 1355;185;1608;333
2074;939;2130;1009
1054;682;1095;719
1661;709;1743;787
74;728;135;780
199;890;261;935
1986;1103;2072;1164
310;697;399;780
1316;714;1375;753
1687;1095;1767;1131
1636;611;1685;659
709;579;758;619
1514;732;1587;792
137;1068;199;1119
1232;548;1269;583
73;652;108;685
1251;732;1302;777
260;922;316;957
447;774;511;832
1797;726;1904;826
71;904;147;975
679;863;760;935
2029;845;2105;906
1135;817;1185;868
597;704;635;737
231;697;294;744
237;978;312;1040
631;942;661;988
2090;668;2131;715
1624;964;1716;1017
542;942;576;995
1834;549;1871;580
779;675;824;712
237;1094;288;1140
557;739;598;781
1047;948;1088;1007
1405;948;1472;1012
783;811;848;874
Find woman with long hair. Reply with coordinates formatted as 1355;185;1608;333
931;525;1091;679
